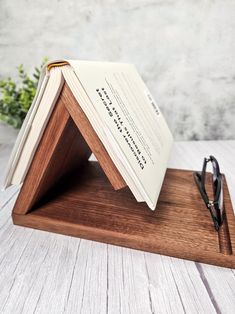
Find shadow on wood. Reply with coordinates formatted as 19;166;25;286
11;81;235;269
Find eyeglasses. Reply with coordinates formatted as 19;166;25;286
193;156;224;231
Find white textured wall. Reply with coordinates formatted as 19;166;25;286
0;0;235;140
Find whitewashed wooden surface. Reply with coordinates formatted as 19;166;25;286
0;138;235;314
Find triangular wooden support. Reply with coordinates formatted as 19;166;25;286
12;82;235;268
13;82;126;215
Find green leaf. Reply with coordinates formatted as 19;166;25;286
0;58;47;129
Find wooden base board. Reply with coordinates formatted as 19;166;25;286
12;162;235;268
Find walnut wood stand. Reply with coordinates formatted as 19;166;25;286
12;83;235;268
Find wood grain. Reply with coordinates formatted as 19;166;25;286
12;161;235;268
13;86;91;215
12;81;126;215
10;83;235;268
61;82;126;190
1;140;235;313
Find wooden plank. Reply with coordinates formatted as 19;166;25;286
61;82;126;190
12;89;91;215
0;198;218;314
194;263;235;314
12;161;235;268
1;140;235;313
143;254;217;313
12;81;127;216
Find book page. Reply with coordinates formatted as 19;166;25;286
62;66;144;202
69;61;173;209
10;67;64;186
3;68;50;189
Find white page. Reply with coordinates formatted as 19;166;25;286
10;67;64;186
68;61;173;209
2;68;50;189
62;66;144;202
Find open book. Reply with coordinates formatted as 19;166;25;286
3;60;173;210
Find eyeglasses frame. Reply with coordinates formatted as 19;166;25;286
193;155;224;231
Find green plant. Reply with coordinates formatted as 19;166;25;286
0;58;48;129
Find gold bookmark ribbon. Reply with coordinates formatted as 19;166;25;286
47;61;69;71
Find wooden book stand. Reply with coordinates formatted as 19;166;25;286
12;82;235;268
